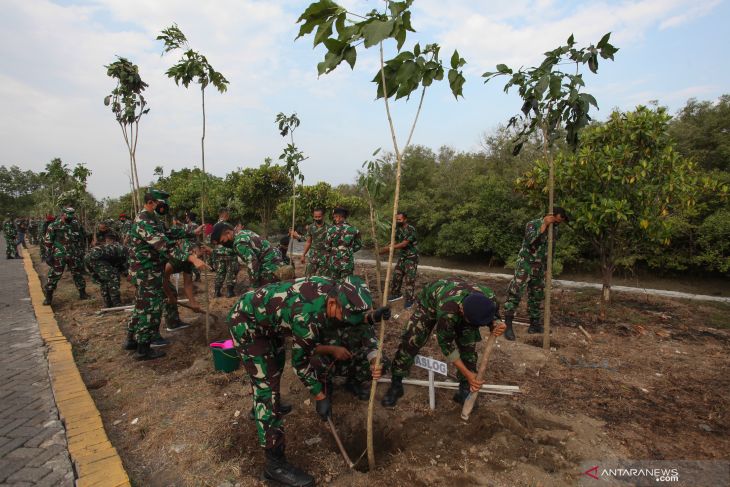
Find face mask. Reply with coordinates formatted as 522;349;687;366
221;239;234;248
398;221;406;227
314;219;323;225
154;201;169;215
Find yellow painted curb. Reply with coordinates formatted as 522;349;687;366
21;249;131;487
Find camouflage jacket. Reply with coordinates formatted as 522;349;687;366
305;222;328;258
228;276;343;395
86;242;128;272
417;278;498;362
325;222;362;271
43;218;85;257
396;223;418;259
127;210;186;275
516;217;558;264
3;220;17;239
232;230;283;283
167;239;199;274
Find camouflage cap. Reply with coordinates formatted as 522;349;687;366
334;275;373;325
148;188;170;203
100;218;115;227
63;207;75;216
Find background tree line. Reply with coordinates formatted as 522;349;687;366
2;95;728;277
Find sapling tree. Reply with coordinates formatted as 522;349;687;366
483;33;618;348
358;149;387;298
158;24;229;342
275;112;307;266
104;57;149;213
296;0;467;468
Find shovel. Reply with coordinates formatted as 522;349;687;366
461;322;506;421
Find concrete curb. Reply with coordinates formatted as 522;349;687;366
21;249;131;487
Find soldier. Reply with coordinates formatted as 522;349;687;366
123;189;208;360
290;208;328;277
228;275;389;486
117;213;132;244
3;214;18;259
379;211;419;308
39;215;55;261
28;218;39;245
42;208;88;305
211;222;292;288
381;277;503;407
16;218;28;250
502;207;569;340
84;231;128;308
211;208;239;298
162;238;206;331
324;207;362;279
184;211;202;282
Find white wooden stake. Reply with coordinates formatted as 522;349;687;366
428;370;435;410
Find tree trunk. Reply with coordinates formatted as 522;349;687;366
366;191;384;299
600;264;613;321
289;179;296;269
201;86;210;344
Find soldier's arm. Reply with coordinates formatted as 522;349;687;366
136;220;177;260
290;317;324;396
233;241;256;281
435;314;460;362
524;220;544;246
352;230;363;253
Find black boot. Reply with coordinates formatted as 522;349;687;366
135;342;166;360
42;289;53;306
263;444;315;487
104;295;114;309
452;381;471;405
123;332;138;351
504;312;516;341
78;289;90;300
381;376;404;407
226;285;235;298
214;285;222;298
165;320;191;332
345;379;370;401
112;297;123;307
528;318;544;334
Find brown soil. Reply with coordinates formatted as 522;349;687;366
29;247;730;486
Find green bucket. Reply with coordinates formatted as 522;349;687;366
210;341;241;373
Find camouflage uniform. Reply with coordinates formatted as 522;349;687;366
228;276;372;449
3;220;17;258
43;217;87;294
232;230;284;287
28;219;39;245
84;241;128;306
117;219;132;244
126;210;187;344
390;223;419;303
390;278;498;383
317;321;378;385
503;217;553;322
163;239;198;327
324;221;362;279
301;222;328;277
39;220;54;260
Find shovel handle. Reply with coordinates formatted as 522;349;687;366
461;322;506;421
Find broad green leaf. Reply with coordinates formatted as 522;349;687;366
362;19;395;48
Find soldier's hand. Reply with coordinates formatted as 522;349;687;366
370;361;382;381
315;395;331;421
166;295;177;305
465;370;484;393
300;255;306;265
189;301;202;313
491;321;507;337
330;346;352;361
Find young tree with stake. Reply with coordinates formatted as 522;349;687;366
483;33;618;348
296;0;467;469
104;57;149;213
158;24;229;342
276;112;307;270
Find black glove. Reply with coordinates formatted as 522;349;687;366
315;396;331;421
372;306;391;322
44;255;54;266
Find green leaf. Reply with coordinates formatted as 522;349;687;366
313;18;335;46
496;63;512;74
450;50;459;69
596;32;611;48
362;19;395;48
535;74;550;98
549;75;562;98
343;46;357;69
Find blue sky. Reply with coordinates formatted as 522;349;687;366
0;0;727;199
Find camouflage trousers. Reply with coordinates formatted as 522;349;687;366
313;327;375;384
127;269;164;344
325;258;355;280
391;303;480;382
232;333;287;449
4;236;17;257
85;259;120;304
503;257;545;321
163;285;180;326
45;254;86;293
390;256;418;303
304;252;326;277
214;254;239;288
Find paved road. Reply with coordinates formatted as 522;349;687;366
0;237;74;486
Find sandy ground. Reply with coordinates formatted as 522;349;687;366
29;247;730;486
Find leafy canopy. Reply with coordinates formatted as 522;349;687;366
157;24;229;93
104;57;149;125
296;0;466;99
484;33;618;153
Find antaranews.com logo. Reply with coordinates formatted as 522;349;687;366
578;460;729;486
